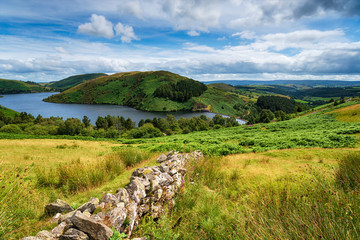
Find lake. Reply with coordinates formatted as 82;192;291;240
0;92;245;125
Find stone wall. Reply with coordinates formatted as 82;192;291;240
22;150;203;240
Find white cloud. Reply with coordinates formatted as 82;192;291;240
187;30;200;36
78;14;114;39
54;47;69;55
118;0;144;19
114;22;139;43
232;31;256;40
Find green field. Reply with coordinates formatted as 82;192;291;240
45;73;107;92
1;100;360;239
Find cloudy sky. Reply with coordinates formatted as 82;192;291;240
1;0;360;82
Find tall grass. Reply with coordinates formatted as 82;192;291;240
134;154;360;239
336;152;360;191
36;148;151;193
0;167;39;239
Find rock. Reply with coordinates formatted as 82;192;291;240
131;237;147;240
126;201;138;237
105;203;127;230
169;169;178;176
92;211;106;222
59;228;89;240
71;211;113;240
45;199;74;215
51;221;70;238
100;193;118;205
50;213;62;223
115;188;130;205
36;230;55;239
156;153;167;163
178;168;187;175
77;197;99;213
126;177;147;203
159;164;170;173
21;237;40;240
157;172;174;186
58;210;76;224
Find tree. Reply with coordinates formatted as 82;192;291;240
82;116;91;128
138;119;145;127
259;109;275;123
275;110;286;121
96;116;108;129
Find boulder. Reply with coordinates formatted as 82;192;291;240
35;230;55;240
58;211;76;224
59;228;89;240
45;199;74;215
77;197;99;213
156;154;167;163
100;193;118;205
71;211;113;240
126;201;138;237
115;188;130;205
157;172;174;186
126;177;147;203
105;203;127;230
51;221;72;238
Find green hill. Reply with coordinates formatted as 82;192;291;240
44;71;245;115
0;79;50;94
46;73;107;91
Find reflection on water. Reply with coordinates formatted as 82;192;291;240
0;92;245;125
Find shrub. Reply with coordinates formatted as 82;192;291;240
0;124;23;134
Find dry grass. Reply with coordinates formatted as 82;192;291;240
329;103;360;122
0;139;122;167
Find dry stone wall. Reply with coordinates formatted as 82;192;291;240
22;150;203;240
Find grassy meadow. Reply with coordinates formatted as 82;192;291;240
0;139;158;239
0;101;360;239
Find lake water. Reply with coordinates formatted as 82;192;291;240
0;92;245;125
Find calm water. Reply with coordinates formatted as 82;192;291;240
0;92;245;124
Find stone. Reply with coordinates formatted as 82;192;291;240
77;197;99;213
45;199;74;215
126;177;147;203
126;201;138;237
71;211;113;240
169;169;178;176
50;213;62;223
100;193;118;205
51;221;70;238
159;164;170;173
58;211;76;224
22;237;40;240
156;153;167;163
157;172;174;186
36;230;55;240
59;228;89;240
115;188;130;205
105;203;127;230
131;237;147;240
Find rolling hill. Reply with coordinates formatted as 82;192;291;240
45;73;107;91
44;71;245;115
0;79;50;94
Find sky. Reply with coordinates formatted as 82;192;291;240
1;0;360;82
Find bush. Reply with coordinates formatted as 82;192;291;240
0;124;23;134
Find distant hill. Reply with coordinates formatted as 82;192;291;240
0;79;50;94
203;80;360;87
44;71;245;115
46;73;107;91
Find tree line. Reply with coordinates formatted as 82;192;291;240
0;111;240;139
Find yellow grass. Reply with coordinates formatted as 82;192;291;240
0;139;122;168
329;103;360;122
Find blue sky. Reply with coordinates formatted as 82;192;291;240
1;0;360;82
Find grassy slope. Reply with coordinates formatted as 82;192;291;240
0;79;50;94
44;71;245;115
0;105;18;117
46;73;107;92
329;103;360;122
